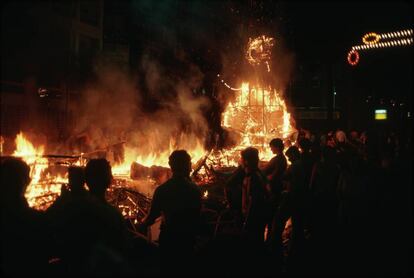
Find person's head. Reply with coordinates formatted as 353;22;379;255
298;138;311;153
350;130;359;141
360;131;368;144
285;146;301;163
269;138;284;154
85;159;112;196
68;166;85;192
1;157;31;205
335;130;347;144
168;150;192;177
241;147;259;173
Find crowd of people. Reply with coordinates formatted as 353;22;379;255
1;128;412;277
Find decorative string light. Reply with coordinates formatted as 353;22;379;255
362;32;381;44
347;50;359;66
347;29;413;65
352;38;413;51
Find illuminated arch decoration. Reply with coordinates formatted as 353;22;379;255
362;32;381;44
347;29;413;66
347;50;359;66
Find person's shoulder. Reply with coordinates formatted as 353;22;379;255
155;179;171;192
188;180;201;192
254;170;268;182
277;153;287;161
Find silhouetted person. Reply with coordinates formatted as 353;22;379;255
139;150;201;275
223;147;269;275
268;146;307;274
47;166;89;265
308;146;340;274
297;138;315;235
1;157;48;275
47;166;88;217
298;137;315;187
52;159;128;275
261;138;287;238
239;147;268;245
224;165;245;227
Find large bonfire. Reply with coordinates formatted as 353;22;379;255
4;35;295;211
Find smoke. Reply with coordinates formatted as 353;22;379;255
67;47;210;164
270;37;296;96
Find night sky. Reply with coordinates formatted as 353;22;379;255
283;1;412;101
128;0;412;104
1;0;412;116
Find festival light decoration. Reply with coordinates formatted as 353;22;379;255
347;29;413;65
362;32;380;45
347;50;359;66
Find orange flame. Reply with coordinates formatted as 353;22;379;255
12;132;63;209
112;136;207;176
220;82;295;164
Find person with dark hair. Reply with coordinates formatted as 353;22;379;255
239;147;268;244
139;150;201;275
261;138;287;240
47;166;88;216
298;137;315;187
297;137;315;233
51;159;129;275
1;157;48;275
262;138;287;197
85;159;113;199
268;146;307;274
227;147;269;275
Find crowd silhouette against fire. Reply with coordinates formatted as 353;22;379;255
1;128;412;277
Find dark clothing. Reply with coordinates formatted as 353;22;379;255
144;176;201;274
50;195;128;274
269;159;308;271
262;154;287;199
147;176;202;239
241;170;269;244
1;200;49;275
46;185;89;220
284;159;308;222
301;152;315;189
224;166;244;212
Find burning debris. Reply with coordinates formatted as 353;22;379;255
246;35;275;71
2;35;296;227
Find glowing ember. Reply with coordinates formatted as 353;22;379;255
246;35;275;67
12;132;64;209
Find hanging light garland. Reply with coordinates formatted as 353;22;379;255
347;29;413;66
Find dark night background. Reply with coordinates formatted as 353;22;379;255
1;0;412;140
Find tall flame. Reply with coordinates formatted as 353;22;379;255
220;82;295;164
12;132;63;209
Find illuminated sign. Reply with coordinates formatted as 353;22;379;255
375;109;387;120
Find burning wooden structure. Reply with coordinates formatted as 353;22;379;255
1;35;296;242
